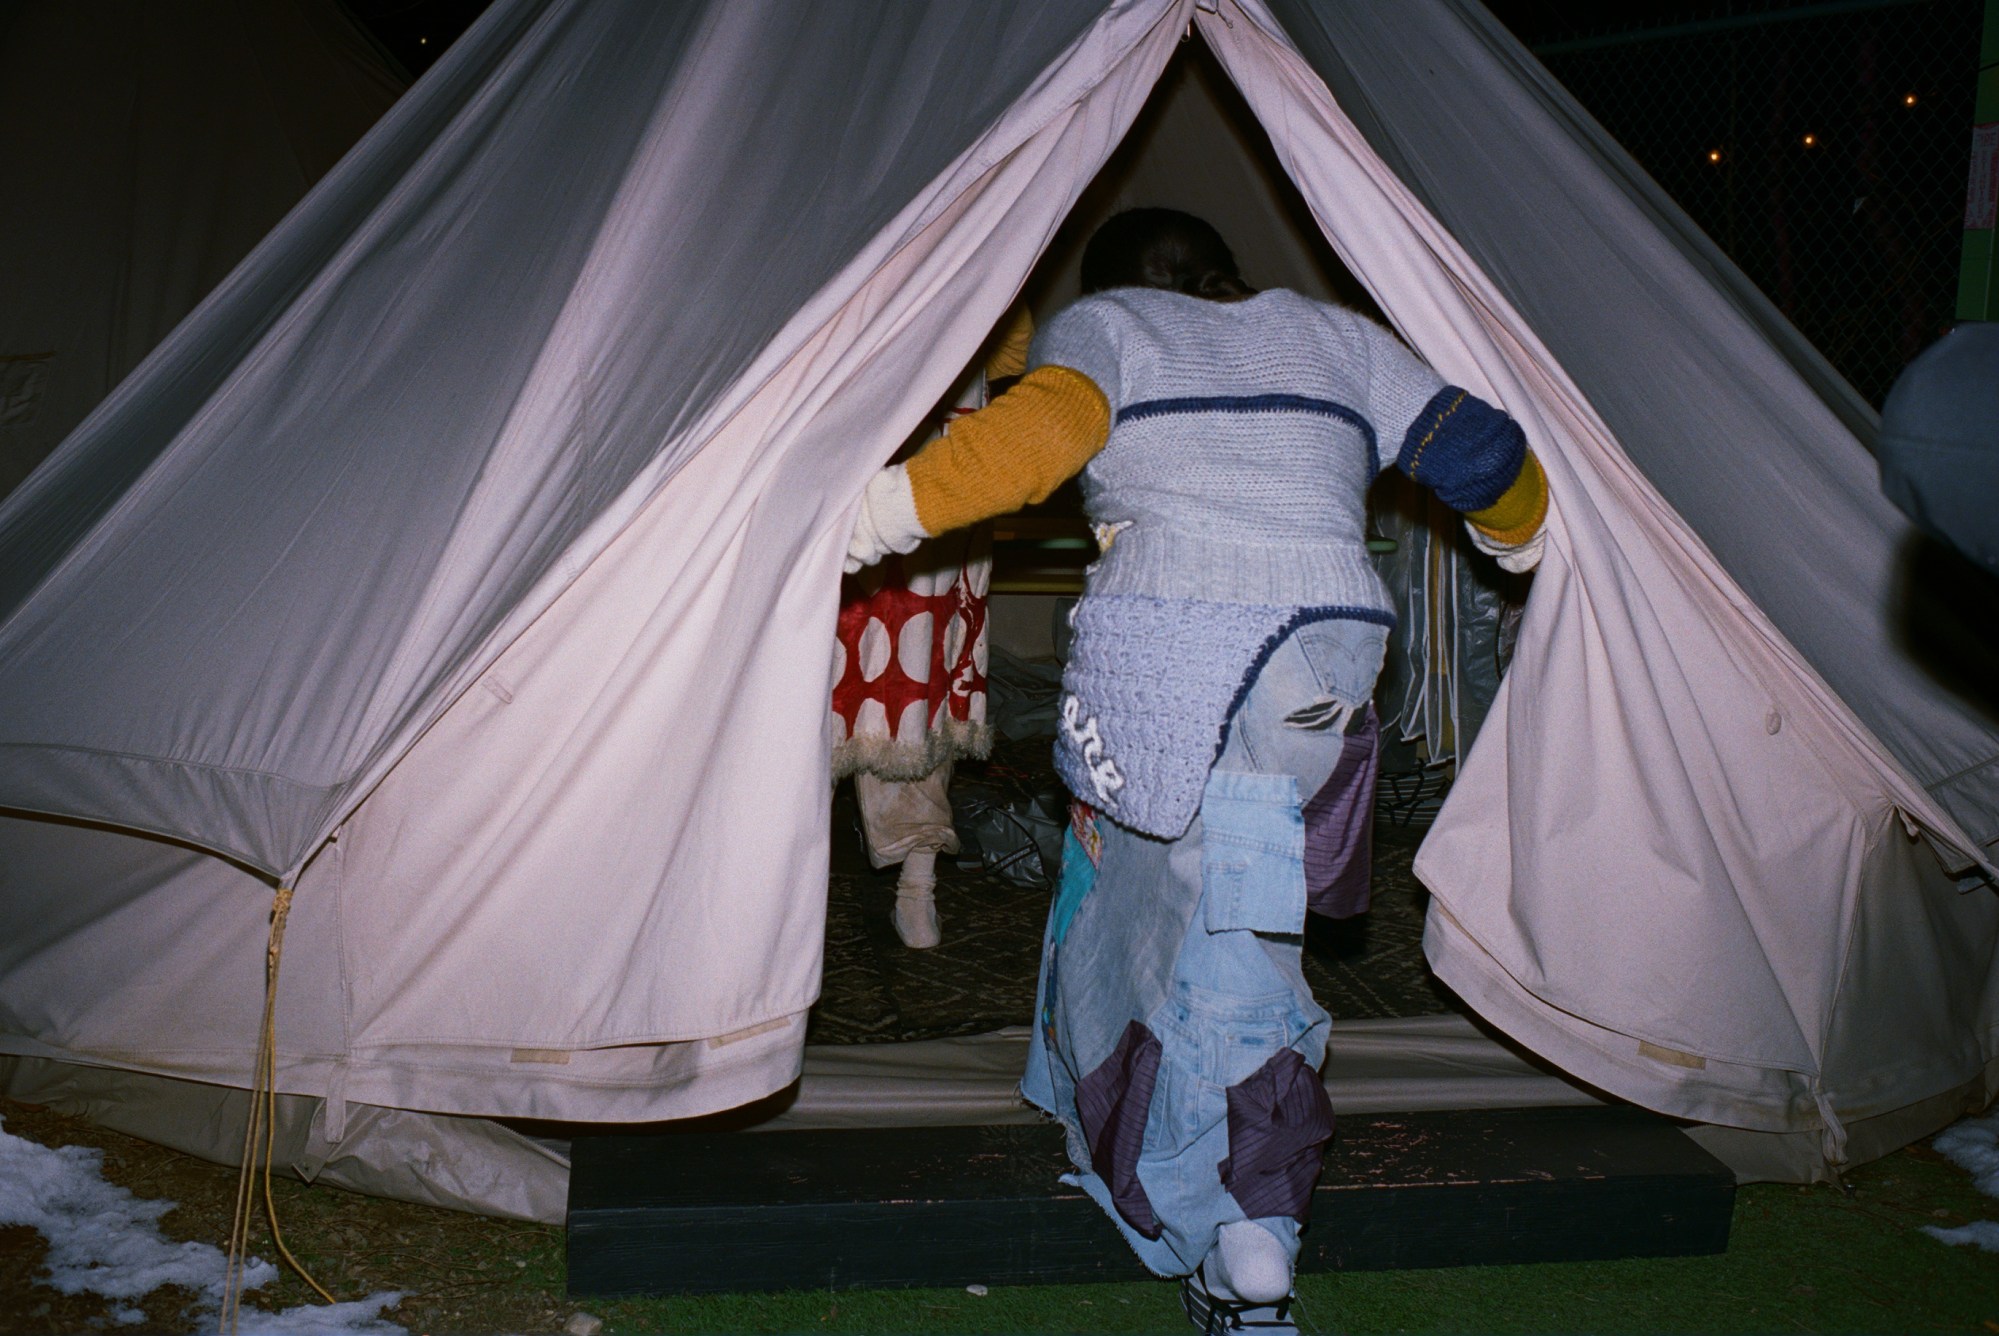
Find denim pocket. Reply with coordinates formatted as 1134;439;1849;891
1292;620;1388;708
1163;978;1310;1091
1199;770;1306;937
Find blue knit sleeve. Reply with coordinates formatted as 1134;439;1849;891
1343;310;1445;475
1393;387;1528;513
1029;297;1123;410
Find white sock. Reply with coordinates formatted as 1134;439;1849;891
891;848;941;949
898;847;938;891
1205;1220;1292;1304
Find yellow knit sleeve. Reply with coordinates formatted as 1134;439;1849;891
1463;449;1548;546
984;304;1036;381
904;365;1110;536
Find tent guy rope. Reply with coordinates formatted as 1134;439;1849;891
221;885;337;1334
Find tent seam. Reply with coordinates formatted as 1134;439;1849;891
0;740;322;785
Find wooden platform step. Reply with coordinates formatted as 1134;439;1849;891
566;1105;1734;1297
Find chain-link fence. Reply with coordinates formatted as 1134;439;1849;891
1534;0;1984;405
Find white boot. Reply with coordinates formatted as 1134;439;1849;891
1182;1222;1299;1333
1206;1220;1293;1304
890;847;941;949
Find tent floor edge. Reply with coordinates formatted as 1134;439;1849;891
563;1105;1733;1296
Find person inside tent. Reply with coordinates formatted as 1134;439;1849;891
831;307;1034;949
847;209;1547;1331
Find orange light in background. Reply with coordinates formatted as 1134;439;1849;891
1904;93;1918;106
1708;149;1723;163
1803;133;1817;147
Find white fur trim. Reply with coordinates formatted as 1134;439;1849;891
830;717;993;782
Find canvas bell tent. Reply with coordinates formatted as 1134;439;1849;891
3;0;1996;1223
0;0;405;498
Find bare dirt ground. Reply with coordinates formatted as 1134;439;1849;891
0;1097;573;1335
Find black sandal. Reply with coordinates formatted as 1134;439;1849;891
1180;1263;1300;1334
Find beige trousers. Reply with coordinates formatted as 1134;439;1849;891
853;762;959;868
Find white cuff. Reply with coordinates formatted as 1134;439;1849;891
1466;519;1545;574
845;464;928;572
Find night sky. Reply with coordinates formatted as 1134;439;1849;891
344;1;1879;78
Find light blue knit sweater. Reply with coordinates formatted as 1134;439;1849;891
1031;288;1447;839
1032;287;1445;611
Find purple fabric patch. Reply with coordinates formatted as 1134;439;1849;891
1218;1048;1336;1224
1074;1020;1164;1239
1302;705;1380;920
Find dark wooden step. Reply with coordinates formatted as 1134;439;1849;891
566;1105;1734;1297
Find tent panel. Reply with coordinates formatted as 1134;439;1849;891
1816;814;1999;1120
0;0;1119;877
1688;1056;1999;1184
0;813;291;1079
0;1056;568;1225
1425;900;1825;1134
1262;0;1999;848
1022;42;1368;316
0;811;812;1122
1412;586;1848;1077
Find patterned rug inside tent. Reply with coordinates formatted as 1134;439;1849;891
809;737;1455;1046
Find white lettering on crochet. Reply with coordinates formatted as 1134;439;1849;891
1061;696;1125;805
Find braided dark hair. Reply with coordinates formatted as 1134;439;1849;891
1078;207;1255;300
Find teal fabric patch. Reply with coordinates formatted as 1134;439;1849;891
1049;827;1099;947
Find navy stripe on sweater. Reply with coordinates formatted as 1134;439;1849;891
1115;394;1380;476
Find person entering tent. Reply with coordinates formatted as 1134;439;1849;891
848;208;1548;1329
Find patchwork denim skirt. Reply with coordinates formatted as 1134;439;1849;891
1021;616;1388;1277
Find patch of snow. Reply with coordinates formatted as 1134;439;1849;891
0;1114;404;1333
1932;1112;1999;1199
1920;1112;1999;1254
237;1293;408;1335
0;1113;276;1305
1920;1220;1999;1252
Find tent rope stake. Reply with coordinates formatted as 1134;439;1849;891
221;885;337;1334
